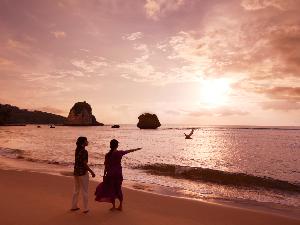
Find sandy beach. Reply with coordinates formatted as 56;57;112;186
0;169;299;225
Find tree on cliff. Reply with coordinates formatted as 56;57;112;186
0;104;66;125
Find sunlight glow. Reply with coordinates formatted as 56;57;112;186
200;79;231;106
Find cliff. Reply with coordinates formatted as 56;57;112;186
0;104;66;125
65;101;103;126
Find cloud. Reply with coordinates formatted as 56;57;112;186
116;37;205;84
22;72;65;81
118;61;165;83
268;26;300;77
71;59;108;73
22;70;85;82
7;39;29;50
150;1;300;88
133;43;150;62
117;42;163;83
58;70;85;77
189;107;249;117
241;0;296;11
165;110;183;115
144;0;185;20
79;48;90;52
260;87;300;102
261;101;300;111
112;104;132;111
51;31;66;38
0;57;13;66
1;0;300;125
122;32;143;41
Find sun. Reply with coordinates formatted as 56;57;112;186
200;79;231;106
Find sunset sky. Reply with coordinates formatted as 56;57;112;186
0;0;299;125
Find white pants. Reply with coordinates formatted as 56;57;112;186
71;173;89;211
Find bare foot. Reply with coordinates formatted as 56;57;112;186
70;207;80;211
110;207;116;211
83;210;89;214
116;207;122;211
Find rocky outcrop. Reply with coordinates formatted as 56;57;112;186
65;101;103;126
137;113;161;129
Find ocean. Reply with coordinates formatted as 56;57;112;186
0;124;299;217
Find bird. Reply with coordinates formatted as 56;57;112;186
184;128;194;139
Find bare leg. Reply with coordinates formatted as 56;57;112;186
117;199;123;211
116;183;123;211
110;199;116;211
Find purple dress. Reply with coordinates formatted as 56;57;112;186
95;150;128;203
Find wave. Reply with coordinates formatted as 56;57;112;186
163;126;300;131
0;147;72;166
0;147;104;167
0;147;25;159
134;163;300;193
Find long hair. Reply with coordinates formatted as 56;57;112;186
106;139;118;159
76;136;87;152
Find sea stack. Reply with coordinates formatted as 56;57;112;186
65;101;103;126
137;113;161;129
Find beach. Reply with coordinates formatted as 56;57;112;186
1;125;299;212
1;169;299;225
1;0;300;224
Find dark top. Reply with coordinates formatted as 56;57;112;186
73;148;88;176
104;150;128;177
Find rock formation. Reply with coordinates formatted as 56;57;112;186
65;101;103;126
137;113;161;129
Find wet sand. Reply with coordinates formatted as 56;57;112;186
0;169;299;225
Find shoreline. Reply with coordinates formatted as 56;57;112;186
0;156;299;221
1;168;299;225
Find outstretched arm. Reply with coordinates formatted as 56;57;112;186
123;148;142;155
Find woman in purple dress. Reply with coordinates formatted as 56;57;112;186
95;139;141;211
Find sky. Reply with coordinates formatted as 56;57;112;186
0;0;299;125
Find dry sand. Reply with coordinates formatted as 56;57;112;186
0;169;299;225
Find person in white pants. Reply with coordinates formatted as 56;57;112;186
71;136;95;213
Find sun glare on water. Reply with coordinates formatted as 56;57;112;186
200;79;231;106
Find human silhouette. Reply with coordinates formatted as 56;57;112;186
71;136;95;213
95;139;141;211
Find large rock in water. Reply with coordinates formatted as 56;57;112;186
137;113;161;129
65;101;103;126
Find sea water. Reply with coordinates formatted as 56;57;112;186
0;125;299;217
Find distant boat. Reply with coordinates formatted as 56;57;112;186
37;125;41;128
50;125;55;128
111;125;120;128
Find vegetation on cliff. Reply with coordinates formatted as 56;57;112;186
0;104;66;125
